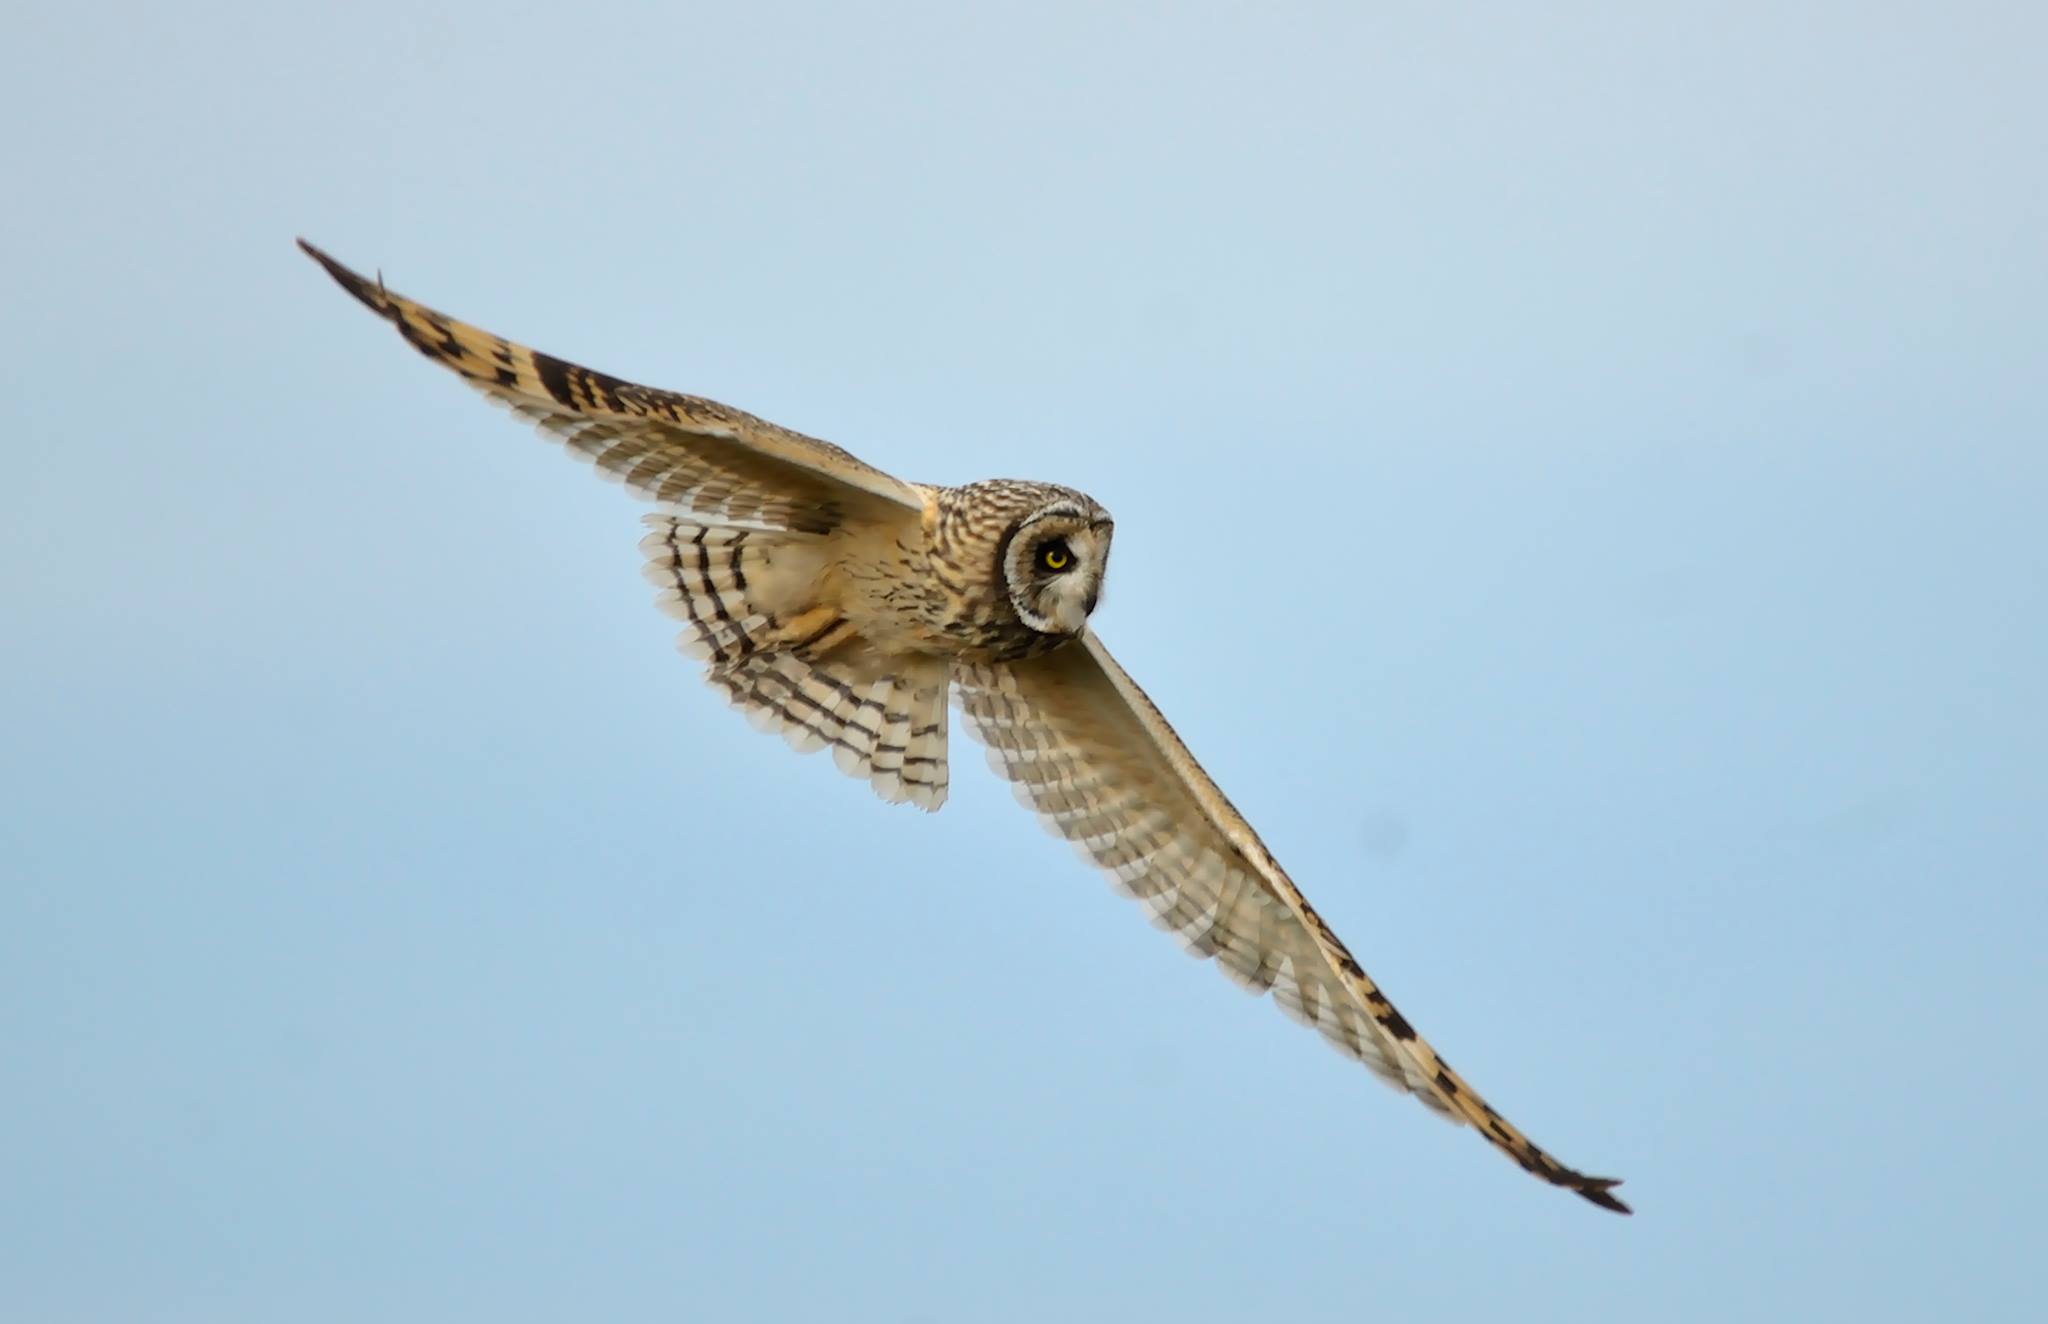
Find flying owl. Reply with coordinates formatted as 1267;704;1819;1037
299;240;1628;1213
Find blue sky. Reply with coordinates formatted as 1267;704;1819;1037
4;3;2044;1320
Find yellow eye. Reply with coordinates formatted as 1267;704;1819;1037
1037;540;1072;573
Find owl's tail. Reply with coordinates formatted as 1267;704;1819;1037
640;515;951;810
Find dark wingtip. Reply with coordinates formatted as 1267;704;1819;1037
296;237;393;316
1577;1178;1631;1215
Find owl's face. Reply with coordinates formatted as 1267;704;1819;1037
1001;496;1114;637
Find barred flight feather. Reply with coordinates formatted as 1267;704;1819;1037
955;634;1627;1211
637;515;949;810
296;239;922;535
713;655;948;810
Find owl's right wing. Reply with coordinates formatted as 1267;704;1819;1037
299;240;927;534
954;632;1628;1214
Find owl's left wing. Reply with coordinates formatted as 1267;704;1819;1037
954;633;1629;1214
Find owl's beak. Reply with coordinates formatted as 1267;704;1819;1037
1045;585;1094;635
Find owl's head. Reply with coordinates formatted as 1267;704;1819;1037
1000;492;1114;637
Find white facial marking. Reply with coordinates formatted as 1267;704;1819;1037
1005;510;1112;637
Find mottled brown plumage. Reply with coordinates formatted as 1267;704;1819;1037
298;239;1629;1213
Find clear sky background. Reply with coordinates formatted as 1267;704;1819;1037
4;3;2043;1321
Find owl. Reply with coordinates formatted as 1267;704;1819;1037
300;240;1628;1214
